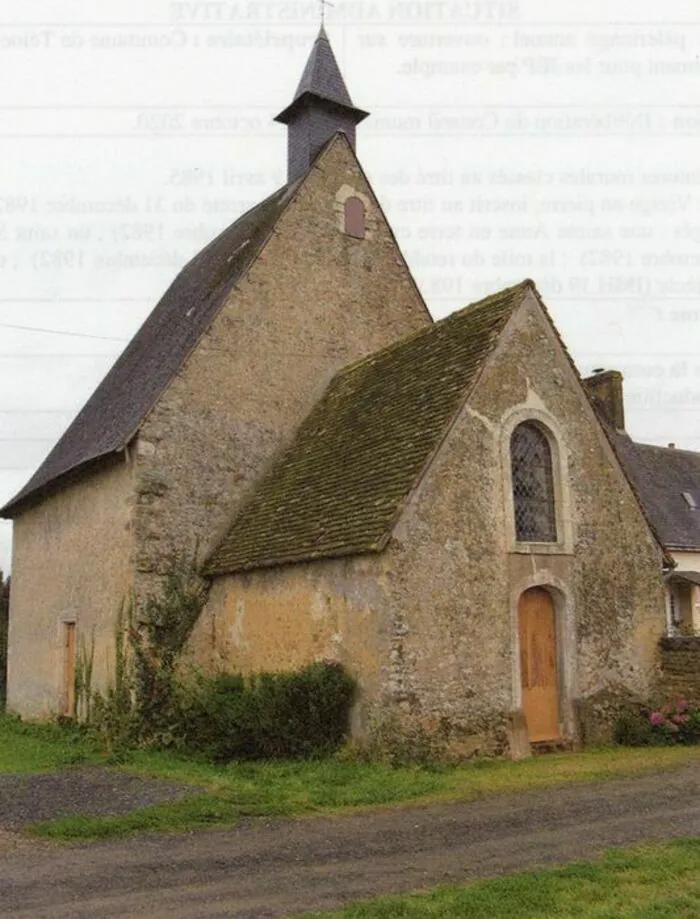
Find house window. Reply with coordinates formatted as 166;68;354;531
669;589;681;630
344;196;365;239
682;491;698;510
669;581;693;632
510;422;557;543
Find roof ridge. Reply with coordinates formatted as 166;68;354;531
631;439;700;457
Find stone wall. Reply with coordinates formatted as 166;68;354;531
189;554;389;737
133;133;430;593
4;133;430;719
374;290;666;753
193;291;666;759
659;636;700;703
6;457;134;718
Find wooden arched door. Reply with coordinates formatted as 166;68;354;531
518;587;559;742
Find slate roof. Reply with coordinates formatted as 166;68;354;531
294;25;353;107
668;571;700;586
274;26;369;125
612;433;700;550
1;179;299;517
206;280;530;576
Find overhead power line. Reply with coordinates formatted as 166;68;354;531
0;322;127;342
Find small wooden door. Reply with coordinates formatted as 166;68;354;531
63;622;76;717
518;588;559;742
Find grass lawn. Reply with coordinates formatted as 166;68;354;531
0;714;103;773
3;714;700;841
301;838;700;918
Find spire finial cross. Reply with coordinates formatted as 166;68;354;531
320;0;334;26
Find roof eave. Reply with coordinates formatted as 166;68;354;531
274;92;370;125
204;541;384;579
0;447;128;519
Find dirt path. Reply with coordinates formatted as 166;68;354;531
0;767;190;829
2;765;700;919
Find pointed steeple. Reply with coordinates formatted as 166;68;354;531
275;26;369;183
291;25;354;110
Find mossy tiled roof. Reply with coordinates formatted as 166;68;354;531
206;280;532;576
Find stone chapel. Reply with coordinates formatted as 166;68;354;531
2;27;669;754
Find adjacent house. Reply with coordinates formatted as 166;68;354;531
2;27;671;754
586;370;700;635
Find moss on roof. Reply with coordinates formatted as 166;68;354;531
206;280;532;576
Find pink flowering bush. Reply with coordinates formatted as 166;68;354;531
615;697;700;746
646;699;700;746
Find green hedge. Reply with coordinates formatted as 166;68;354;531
180;661;356;762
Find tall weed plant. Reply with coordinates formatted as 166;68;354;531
88;553;356;761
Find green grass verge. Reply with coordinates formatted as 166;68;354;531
27;794;241;840
0;714;102;772
4;713;700;842
27;757;444;840
25;744;700;842
118;742;700;805
301;838;700;918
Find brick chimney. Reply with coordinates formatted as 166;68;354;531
584;369;625;431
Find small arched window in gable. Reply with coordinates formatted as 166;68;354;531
344;196;366;239
510;422;557;543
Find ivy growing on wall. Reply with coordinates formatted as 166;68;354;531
88;550;208;753
87;553;356;762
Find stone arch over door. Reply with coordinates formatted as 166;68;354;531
517;586;560;742
511;574;577;744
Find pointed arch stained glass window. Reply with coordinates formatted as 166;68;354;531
510;422;557;543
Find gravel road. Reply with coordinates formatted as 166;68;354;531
0;767;191;829
1;765;699;918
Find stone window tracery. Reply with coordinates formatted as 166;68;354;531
510;422;557;543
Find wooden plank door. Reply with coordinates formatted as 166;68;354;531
63;622;76;717
518;588;559;742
